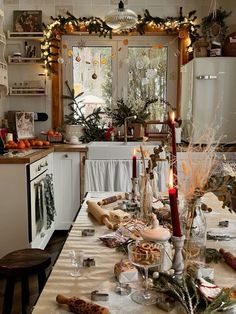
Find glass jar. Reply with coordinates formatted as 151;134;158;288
181;198;207;264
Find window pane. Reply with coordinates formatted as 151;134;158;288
72;46;112;119
128;47;167;121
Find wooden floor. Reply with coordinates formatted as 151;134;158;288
0;230;68;314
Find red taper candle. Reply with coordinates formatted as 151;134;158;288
168;168;182;237
132;148;137;178
170;112;177;179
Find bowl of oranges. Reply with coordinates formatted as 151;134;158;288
41;130;63;143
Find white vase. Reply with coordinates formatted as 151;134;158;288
65;124;84;142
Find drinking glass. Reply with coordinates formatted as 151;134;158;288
68;250;84;277
128;240;162;305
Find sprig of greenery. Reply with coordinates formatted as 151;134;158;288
203;288;236;314
153;273;200;314
154;273;236;314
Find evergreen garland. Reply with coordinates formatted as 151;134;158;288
41;7;200;74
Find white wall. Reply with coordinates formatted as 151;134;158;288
2;0;236;135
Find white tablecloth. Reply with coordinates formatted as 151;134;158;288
32;192;236;314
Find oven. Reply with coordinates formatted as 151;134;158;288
27;155;55;248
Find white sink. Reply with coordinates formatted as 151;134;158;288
86;141;162;160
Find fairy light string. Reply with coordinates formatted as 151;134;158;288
41;7;200;74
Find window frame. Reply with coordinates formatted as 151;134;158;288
61;35;178;116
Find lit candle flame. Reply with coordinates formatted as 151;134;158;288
133;148;136;156
169;168;173;188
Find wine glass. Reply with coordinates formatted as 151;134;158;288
128;240;163;305
68;250;84;277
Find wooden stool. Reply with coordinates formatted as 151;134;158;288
0;248;51;314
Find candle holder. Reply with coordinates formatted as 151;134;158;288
171;235;185;282
131;177;139;203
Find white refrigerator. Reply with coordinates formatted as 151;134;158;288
180;57;236;144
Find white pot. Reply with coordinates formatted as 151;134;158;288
65;124;84;142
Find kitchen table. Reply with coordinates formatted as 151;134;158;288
32;192;236;314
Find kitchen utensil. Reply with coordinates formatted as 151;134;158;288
56;294;110;314
86;200;114;229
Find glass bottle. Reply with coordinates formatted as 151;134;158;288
181;198;207;264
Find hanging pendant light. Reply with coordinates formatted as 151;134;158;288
105;1;138;30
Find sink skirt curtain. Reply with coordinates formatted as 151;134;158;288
85;159;169;192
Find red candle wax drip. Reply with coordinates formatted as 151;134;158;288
132;149;137;178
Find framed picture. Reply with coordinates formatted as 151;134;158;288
15;112;35;139
13;10;43;32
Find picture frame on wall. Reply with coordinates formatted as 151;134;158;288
15;112;35;139
13;10;43;32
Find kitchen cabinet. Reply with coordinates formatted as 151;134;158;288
0;152;54;258
53;152;81;230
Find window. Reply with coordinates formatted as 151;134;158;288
62;35;178;122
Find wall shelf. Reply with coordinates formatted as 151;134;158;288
8;56;43;64
7;31;43;40
9;87;46;96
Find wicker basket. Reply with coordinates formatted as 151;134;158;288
47;134;63;143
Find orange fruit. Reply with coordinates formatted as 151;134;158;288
24;140;30;148
17;141;26;149
5;144;10;149
43;141;50;146
36;140;43;146
47;130;54;136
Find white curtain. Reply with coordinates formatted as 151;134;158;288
85;159;169;193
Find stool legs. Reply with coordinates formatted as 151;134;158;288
38;270;46;293
2;277;15;314
21;275;30;314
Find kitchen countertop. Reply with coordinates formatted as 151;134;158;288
0;143;87;164
0;141;235;164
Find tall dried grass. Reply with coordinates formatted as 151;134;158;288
178;128;220;202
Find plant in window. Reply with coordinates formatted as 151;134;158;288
63;80;106;142
106;98;150;126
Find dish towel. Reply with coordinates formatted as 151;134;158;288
43;173;56;228
85;160;169;193
35;181;44;233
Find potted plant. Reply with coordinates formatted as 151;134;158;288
106;98;151;139
63;81;106;143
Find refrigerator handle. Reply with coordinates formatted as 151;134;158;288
196;75;217;80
